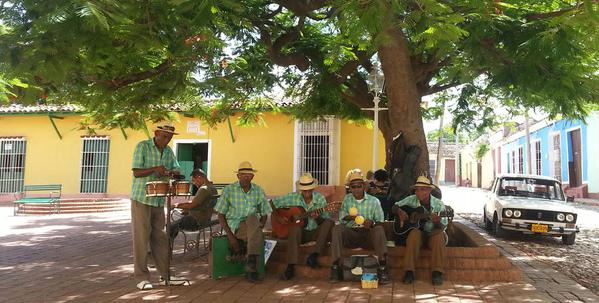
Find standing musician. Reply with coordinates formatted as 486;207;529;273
214;161;272;283
329;171;390;284
393;175;447;286
169;168;217;243
130;123;182;290
271;173;334;280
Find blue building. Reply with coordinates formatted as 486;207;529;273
489;111;599;198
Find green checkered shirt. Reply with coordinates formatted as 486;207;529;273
272;191;330;231
394;194;448;233
130;139;180;207
214;181;272;232
339;193;384;227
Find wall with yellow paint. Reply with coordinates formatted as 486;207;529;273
1;112;391;197
338;121;386;184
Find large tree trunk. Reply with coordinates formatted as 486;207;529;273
377;23;429;178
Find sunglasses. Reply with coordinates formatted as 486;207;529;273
350;184;363;189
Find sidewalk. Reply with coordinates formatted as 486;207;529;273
0;206;596;302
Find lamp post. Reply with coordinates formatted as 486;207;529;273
363;63;386;171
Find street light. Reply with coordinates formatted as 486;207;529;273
363;63;387;171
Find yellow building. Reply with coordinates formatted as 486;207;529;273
0;104;387;200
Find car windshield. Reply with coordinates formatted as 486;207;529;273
498;177;565;201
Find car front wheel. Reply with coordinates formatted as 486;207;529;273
562;233;576;245
493;214;507;238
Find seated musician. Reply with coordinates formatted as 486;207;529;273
271;173;334;280
330;171;390;284
393;175;447;286
367;169;392;220
214;161;272;283
169;168;217;243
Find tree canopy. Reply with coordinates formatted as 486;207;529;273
1;0;598;172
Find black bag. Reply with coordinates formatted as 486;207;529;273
341;255;379;282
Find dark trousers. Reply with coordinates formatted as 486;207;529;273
286;219;334;264
169;215;200;240
330;225;388;262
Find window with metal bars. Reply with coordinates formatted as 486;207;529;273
295;118;338;185
80;137;110;193
552;134;562;181
517;147;524;174
534;141;542;175
429;159;436;182
0;137;26;193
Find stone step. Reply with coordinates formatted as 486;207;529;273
268;253;514;270
19;208;128;215
266;263;522;282
15;199;129;215
270;241;501;259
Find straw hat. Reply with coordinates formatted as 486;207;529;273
296;173;319;190
234;161;257;174
154;123;178;135
412;175;435;189
346;171;366;185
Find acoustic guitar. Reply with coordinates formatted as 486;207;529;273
393;204;453;238
271;202;341;239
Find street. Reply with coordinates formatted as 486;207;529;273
441;185;599;296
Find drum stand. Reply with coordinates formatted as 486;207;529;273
162;177;190;287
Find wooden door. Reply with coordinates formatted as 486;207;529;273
568;129;582;187
444;159;455;183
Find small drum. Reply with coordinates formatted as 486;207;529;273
173;181;191;196
146;181;169;197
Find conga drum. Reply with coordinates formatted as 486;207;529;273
146;181;169;196
173;181;191;196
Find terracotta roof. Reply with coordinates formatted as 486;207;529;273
0;99;300;114
0;104;83;114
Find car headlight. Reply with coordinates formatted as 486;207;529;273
566;214;575;222
504;209;513;218
513;210;522;218
556;213;565;221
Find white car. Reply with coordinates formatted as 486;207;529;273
483;174;579;245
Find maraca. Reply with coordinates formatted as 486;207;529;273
349;207;358;216
355;215;365;225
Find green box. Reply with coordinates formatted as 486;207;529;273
210;235;265;279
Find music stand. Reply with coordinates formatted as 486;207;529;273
162;175;190;287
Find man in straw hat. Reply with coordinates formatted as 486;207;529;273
130;123;182;290
271;173;334;280
329;170;390;284
215;161;272;283
393;175;448;286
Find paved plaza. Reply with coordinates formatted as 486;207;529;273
0;197;596;302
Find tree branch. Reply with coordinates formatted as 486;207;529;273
525;3;588;21
93;59;173;90
422;81;462;96
273;0;332;15
334;50;375;84
481;38;514;66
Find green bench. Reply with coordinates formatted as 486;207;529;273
14;184;62;215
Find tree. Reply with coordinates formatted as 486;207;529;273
1;0;598;175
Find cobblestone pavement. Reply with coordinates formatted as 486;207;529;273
441;186;599;300
0;197;595;303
